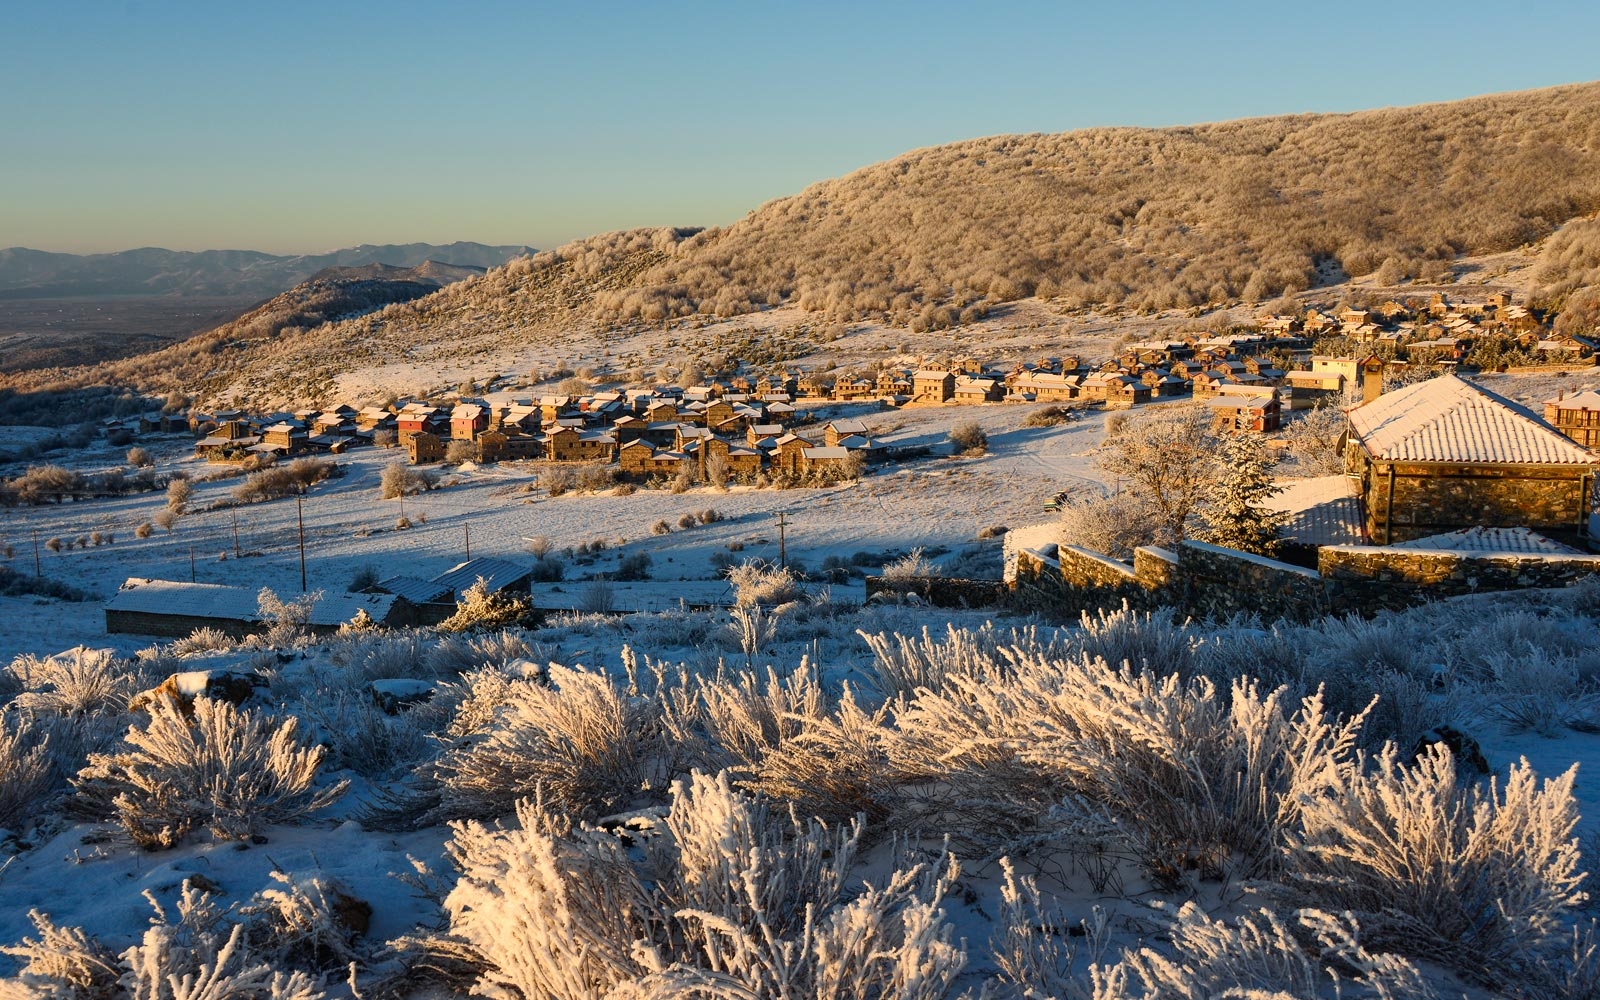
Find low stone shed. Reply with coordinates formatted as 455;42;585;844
105;577;405;639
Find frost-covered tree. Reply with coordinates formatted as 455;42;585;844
1198;432;1285;556
1098;408;1215;544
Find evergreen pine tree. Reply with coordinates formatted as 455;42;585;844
1200;431;1286;556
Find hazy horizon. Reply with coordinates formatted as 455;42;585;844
6;0;1599;256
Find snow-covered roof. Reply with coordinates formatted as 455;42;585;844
803;447;850;460
375;576;455;604
106;578;396;627
431;558;533;597
1547;390;1600;411
1347;375;1595;466
1266;475;1364;547
1388;526;1584;555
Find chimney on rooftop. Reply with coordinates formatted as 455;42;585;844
1360;355;1386;405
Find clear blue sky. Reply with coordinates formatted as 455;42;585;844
5;0;1597;255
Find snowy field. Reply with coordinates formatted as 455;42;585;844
3;389;1600;998
0;399;1124;664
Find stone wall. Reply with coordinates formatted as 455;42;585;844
1008;522;1600;622
1133;546;1179;592
1174;540;1330;621
865;575;1010;608
1320;545;1600;615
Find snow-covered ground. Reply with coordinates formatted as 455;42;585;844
0;400;1122;664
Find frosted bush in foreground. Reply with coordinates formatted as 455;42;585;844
890;652;1367;875
4;882;326;1000
1288;744;1583;978
0;717;53;831
76;697;347;849
8;648;139;717
1089;903;1429;1000
424;771;964;1000
429;663;662;822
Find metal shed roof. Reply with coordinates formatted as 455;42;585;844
430;558;533;597
106;578;397;626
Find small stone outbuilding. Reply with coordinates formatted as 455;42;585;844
1345;375;1596;545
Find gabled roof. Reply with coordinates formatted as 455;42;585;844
431;558;533;597
375;576;455;604
1347;375;1595;466
1547;389;1600;412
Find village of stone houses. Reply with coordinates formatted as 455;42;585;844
5;277;1600;1000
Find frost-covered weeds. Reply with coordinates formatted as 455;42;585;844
6;877;347;1000
75;697;347;849
417;772;965;1000
6;584;1600;994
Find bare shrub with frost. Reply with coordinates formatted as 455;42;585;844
296;691;434;779
1;909;122;1000
75;697;347;849
726;603;781;666
253;588;323;650
1087;902;1429;1000
0;716;53;831
241;870;369;972
5;882;325;1000
438;579;536;633
8;648;138;717
1288;744;1584;979
858;622;1068;699
1066;603;1198;675
726;560;801;606
990;858;1112;999
168;627;234;657
890;649;1366;876
428;663;662;822
420;771;965;1000
661;663;897;825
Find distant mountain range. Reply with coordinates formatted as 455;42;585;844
0;242;534;300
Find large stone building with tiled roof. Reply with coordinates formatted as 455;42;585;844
1345;375;1597;544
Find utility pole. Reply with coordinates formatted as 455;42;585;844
230;509;240;559
296;494;307;592
774;511;788;569
189;546;196;583
464;523;471;560
32;529;41;577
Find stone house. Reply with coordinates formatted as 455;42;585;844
406;431;445;465
1345;374;1597;544
723;444;762;478
954;376;1004;403
913;370;955;402
106;578;403;639
546;426;616;463
259;421;309;455
1208;393;1281;433
771;433;813;476
833;374;876;400
451;403;489;441
1544;390;1600;450
823;419;870;447
1283;370;1345;410
802;446;852;477
618;439;655;477
478;430;540;463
